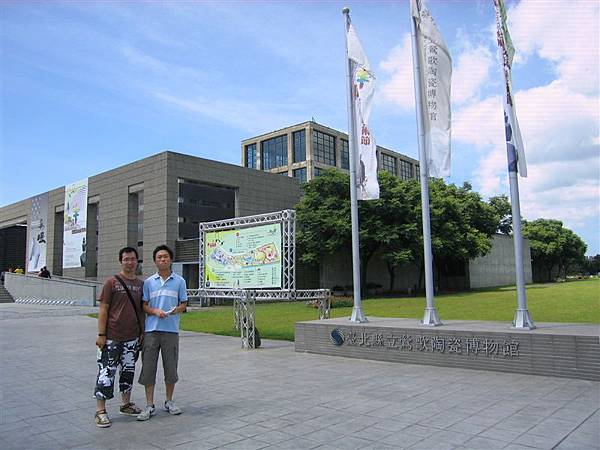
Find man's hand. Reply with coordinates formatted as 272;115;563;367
96;335;106;348
154;308;168;318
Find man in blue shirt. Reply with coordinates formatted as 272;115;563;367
137;245;187;421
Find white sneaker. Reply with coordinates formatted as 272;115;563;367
164;400;182;415
136;404;155;421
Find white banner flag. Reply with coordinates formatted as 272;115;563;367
63;178;88;269
347;22;379;200
411;0;452;178
27;193;48;273
493;0;527;177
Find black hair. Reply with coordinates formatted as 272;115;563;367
118;246;139;262
153;245;174;261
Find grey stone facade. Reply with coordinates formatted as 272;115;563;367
0;151;302;282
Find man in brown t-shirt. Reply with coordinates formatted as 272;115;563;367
93;247;144;428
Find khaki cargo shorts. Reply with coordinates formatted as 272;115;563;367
138;331;179;385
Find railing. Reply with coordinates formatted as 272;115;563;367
188;289;331;350
3;272;99;306
186;288;331;349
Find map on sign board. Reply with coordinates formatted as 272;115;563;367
204;223;282;288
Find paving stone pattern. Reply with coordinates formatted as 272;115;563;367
0;303;598;450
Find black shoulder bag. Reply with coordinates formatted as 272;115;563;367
114;275;144;337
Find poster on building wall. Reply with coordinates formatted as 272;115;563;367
63;178;88;269
27;193;48;273
204;223;282;288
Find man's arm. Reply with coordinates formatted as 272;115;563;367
143;300;168;318
96;302;109;348
174;278;188;314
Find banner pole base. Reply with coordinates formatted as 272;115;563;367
350;307;368;323
512;309;536;330
422;307;443;326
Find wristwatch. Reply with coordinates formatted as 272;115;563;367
98;333;106;336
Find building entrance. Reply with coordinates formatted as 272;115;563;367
0;224;27;273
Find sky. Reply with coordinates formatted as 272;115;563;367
1;0;598;255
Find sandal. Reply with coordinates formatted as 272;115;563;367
95;410;111;428
119;402;142;416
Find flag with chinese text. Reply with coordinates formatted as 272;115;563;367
493;0;527;177
411;0;452;178
346;20;379;200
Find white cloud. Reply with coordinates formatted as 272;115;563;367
521;179;599;232
154;92;300;134
509;0;600;95
380;35;494;109
455;82;599;211
379;34;414;110
452;45;493;104
515;81;599;165
453;95;504;149
452;0;600;252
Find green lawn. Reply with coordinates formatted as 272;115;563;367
181;278;600;341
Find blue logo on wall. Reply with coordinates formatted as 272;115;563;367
330;328;344;346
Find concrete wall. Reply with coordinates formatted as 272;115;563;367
93;153;169;281
296;318;600;382
1;151;303;285
469;234;533;289
320;249;421;292
4;272;98;306
320;235;531;292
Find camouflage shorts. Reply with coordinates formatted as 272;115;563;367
93;338;139;401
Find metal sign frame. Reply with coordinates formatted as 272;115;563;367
199;209;296;292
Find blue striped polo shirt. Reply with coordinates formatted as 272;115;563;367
143;272;188;333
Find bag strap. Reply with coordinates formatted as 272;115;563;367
114;275;144;336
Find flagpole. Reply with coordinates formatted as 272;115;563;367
508;172;535;329
343;7;367;323
410;5;441;326
493;0;535;330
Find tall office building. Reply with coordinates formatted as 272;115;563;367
241;121;420;183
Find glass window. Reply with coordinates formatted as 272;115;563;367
341;139;349;170
399;159;413;180
261;135;288;170
178;179;235;239
415;164;420;181
293;130;306;163
245;144;256;169
313;166;323;178
293;168;307;183
381;153;397;176
312;130;336;166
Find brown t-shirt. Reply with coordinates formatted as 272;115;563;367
100;275;144;341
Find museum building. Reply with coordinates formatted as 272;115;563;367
0;151;302;287
0;121;531;291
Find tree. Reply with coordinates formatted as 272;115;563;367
296;169;502;292
582;255;600;275
296;170;419;290
296;169;351;268
522;219;587;281
489;194;512;234
426;179;499;289
370;172;421;290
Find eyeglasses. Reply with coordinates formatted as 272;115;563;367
122;258;138;262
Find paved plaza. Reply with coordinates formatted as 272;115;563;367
0;303;598;450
